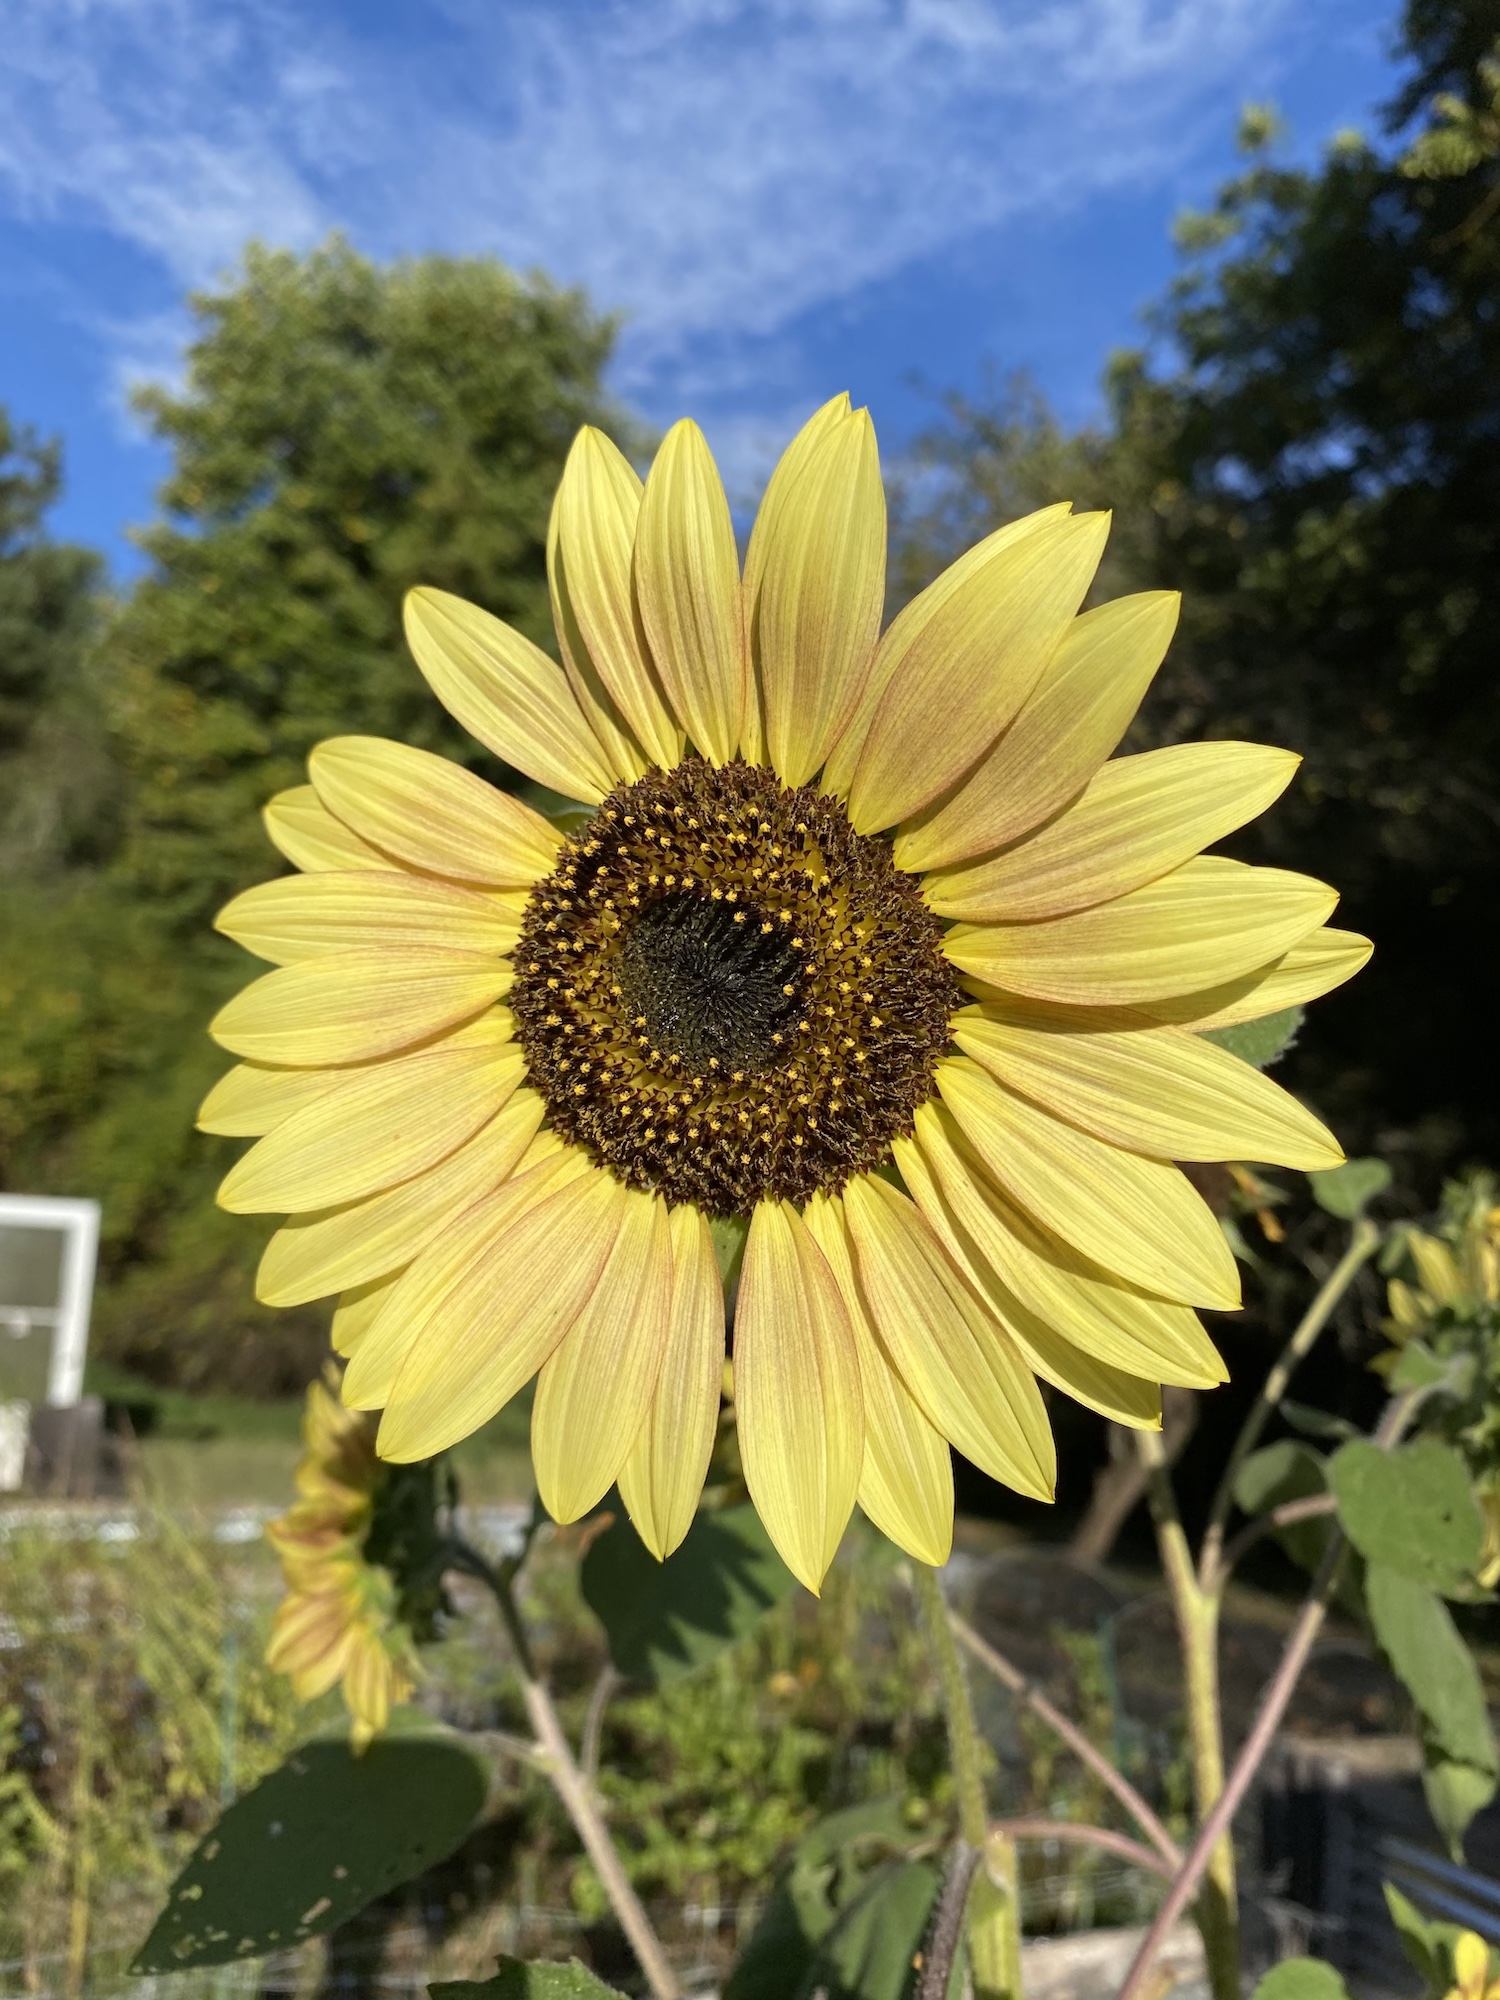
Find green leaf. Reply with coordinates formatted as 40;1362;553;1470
431;1960;627;2000
711;1214;750;1289
1330;1439;1485;1593
1364;1563;1498;1776
1281;1401;1358;1443
581;1501;797;1686
1308;1157;1391;1219
1383;1881;1451;1987
133;1728;488;1970
800;1858;942;2000
1387;1341;1451;1392
1234;1440;1326;1516
1201;1005;1303;1069
1251;1959;1350;1999
1424;1758;1499;1860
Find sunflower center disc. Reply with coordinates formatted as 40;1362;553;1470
511;757;961;1215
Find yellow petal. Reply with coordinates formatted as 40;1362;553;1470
740;395;851;765
944;857;1338;1006
633;419;745;765
803;1194;953;1566
215;870;521;966
378;1162;625;1460
331;1273;403;1357
898;1103;1226;1388
892;591;1179;869
257;1089;546;1305
198;1061;342;1137
618;1206;727;1560
403;586;615;803
340;1147;585;1407
748;406;885;787
842;1174;1055;1502
263;786;391;873
936;1056;1241;1308
210;951;512;1066
547;480;650;788
218;1045;524;1215
1140;926;1373;1029
953;1007;1344;1168
552;426;682;769
846;511;1109;832
532;1191;674;1523
309;736;562;886
921;741;1301;920
734;1199;862;1593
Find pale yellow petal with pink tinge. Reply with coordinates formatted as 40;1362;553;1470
532;1190;674;1523
198;1061;342;1137
842;1174;1054;1501
210;952;512;1066
403;586;617;803
846;511;1109;833
332;1273;402;1357
922;741;1300;922
341;1147;587;1409
257;1088;546;1306
944;858;1337;1007
376;1163;624;1459
897;1104;1225;1388
310;736;563;886
618;1206;727;1561
1140;927;1373;1030
263;787;392;874
218;1045;524;1215
954;1008;1343;1168
552;427;681;770
749;406;885;787
735;1201;863;1593
823;506;1073;802
741;395;851;766
804;1194;953;1566
215;871;520;965
936;1056;1241;1309
892;591;1180;870
633;419;745;766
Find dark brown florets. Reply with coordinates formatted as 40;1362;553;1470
510;758;961;1216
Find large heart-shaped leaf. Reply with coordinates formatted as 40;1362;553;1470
581;1501;797;1686
1364;1563;1497;1778
133;1726;488;1970
1330;1439;1484;1594
1251;1959;1350;1999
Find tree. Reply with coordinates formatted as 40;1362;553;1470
0;411;106;874
110;237;632;918
896;0;1500;1177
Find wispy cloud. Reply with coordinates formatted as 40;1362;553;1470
0;0;1297;403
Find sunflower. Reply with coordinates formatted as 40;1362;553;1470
264;1370;420;1748
202;396;1368;1592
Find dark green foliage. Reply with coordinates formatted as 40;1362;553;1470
110;236;630;921
1201;1006;1302;1072
0;409;108;874
132;1727;489;1969
1329;1438;1484;1594
581;1502;798;1685
432;1962;627;2000
1308;1159;1393;1220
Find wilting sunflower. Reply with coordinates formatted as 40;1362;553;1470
202;396;1368;1591
264;1370;420;1747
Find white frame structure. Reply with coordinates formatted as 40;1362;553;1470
0;1194;101;1406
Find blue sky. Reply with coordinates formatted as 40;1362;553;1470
0;0;1403;576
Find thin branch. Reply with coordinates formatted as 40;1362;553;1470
1200;1218;1380;1588
949;1610;1183;1871
581;1664;621;1786
1116;1387;1423;2000
988;1816;1175;1883
917;1841;981;2000
1212;1492;1339;1589
467;1727;548;1772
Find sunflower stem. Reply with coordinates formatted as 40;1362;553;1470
914;1562;989;1848
454;1535;681;2000
1134;1430;1240;2000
